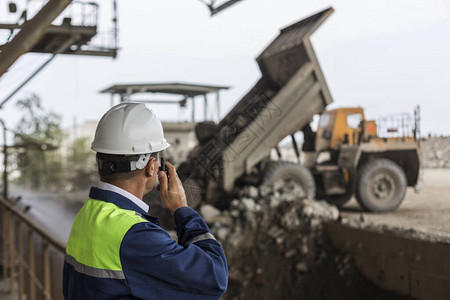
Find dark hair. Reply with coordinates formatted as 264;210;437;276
96;152;159;183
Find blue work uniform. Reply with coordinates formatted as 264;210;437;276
63;186;228;300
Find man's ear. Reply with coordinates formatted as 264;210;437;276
145;157;156;177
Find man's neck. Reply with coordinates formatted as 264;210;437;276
98;181;150;213
108;180;145;200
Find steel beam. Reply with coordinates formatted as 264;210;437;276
0;35;79;109
0;0;73;77
209;0;243;16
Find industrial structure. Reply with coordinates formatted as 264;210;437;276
199;0;244;15
0;2;448;300
0;0;118;108
101;82;229;151
0;2;118;297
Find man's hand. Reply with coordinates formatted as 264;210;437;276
158;162;188;214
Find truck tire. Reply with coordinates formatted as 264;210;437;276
262;161;315;200
356;159;407;212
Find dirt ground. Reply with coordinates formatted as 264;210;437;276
341;168;450;235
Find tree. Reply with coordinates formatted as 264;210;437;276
65;137;97;190
13;94;65;190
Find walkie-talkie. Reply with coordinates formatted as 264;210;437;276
159;156;168;178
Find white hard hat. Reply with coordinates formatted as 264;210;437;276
91;102;171;155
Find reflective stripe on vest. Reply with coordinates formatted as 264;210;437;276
65;198;147;278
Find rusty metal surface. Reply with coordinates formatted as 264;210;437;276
325;222;450;299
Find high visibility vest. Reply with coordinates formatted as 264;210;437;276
63;187;228;300
65;197;146;280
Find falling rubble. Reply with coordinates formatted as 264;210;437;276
195;182;412;299
146;181;414;298
143;136;450;299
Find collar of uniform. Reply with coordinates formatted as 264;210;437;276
89;186;160;225
97;181;149;213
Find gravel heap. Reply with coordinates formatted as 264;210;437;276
422;137;450;168
198;181;408;300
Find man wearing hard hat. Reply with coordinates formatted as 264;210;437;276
63;103;228;299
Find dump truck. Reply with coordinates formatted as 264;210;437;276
178;7;421;212
304;106;421;211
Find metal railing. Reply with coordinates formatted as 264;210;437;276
0;0;99;27
376;112;416;139
1;196;66;300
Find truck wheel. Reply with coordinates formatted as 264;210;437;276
262;161;315;200
356;159;407;212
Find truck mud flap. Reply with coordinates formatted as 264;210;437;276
325;222;450;299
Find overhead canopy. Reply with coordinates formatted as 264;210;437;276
100;82;230;98
100;82;230;123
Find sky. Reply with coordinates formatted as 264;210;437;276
0;0;450;138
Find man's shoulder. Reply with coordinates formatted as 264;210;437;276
80;198;149;230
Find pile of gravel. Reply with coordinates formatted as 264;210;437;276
197;181;409;300
422;137;450;168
